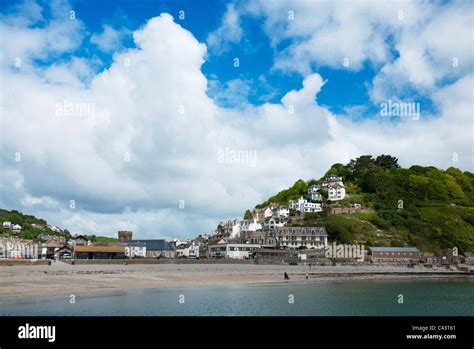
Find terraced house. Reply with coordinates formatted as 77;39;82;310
266;227;328;249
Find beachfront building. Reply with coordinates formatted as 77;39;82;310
209;241;261;259
267;227;328;249
74;245;126;259
128;239;175;258
175;242;200;259
69;235;89;247
367;247;420;262
125;242;147;258
56;246;73;259
0;237;40;259
45;240;66;259
252;248;298;264
2;221;12;229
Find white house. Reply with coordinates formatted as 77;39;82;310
216;219;241;238
301;202;322;212
289;197;306;210
289;197;322;213
2;221;12;229
272;206;289;218
323;175;346;201
176;242;200;258
49;225;62;233
209;242;261;259
328;184;346;201
263;217;287;230
125;242;147;258
230;221;241;239
12;224;22;232
240;219;262;233
322;175;344;187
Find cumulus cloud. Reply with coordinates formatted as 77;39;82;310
0;2;472;239
90;24;130;52
0;0;84;69
206;3;243;55
245;0;473;103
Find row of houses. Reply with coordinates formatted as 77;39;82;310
206;242;470;267
215;176;351;243
0;237;73;259
2;221;64;234
2;221;22;232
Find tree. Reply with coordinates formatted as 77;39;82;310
375;154;400;171
243;210;252;220
325;163;350;178
347;155;375;180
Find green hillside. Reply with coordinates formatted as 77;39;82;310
0;209;70;241
251;155;474;253
0;209;117;243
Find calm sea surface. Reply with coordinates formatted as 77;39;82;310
1;279;473;316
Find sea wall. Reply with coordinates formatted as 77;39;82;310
63;258;257;265
0;259;49;266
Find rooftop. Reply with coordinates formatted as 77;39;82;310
369;247;419;253
75;245;124;253
128;239;174;251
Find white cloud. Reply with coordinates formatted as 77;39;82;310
90;24;130;52
246;0;473;104
0;0;84;69
206;3;243;55
0;4;472;239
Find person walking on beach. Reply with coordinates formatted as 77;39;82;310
305;273;309;281
284;272;290;280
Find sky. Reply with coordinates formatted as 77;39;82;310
0;0;472;239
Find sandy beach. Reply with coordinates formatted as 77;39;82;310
0;261;470;299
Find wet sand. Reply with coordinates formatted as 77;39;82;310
0;262;470;299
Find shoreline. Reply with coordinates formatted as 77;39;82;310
0;263;471;300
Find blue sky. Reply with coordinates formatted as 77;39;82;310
0;0;472;238
0;0;386;113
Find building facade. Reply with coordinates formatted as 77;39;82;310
368;247;420;262
125;242;147;258
289;197;322;213
128;239;175;258
267;227;328;249
74;245;126;259
323;175;346;201
209;242;261;259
